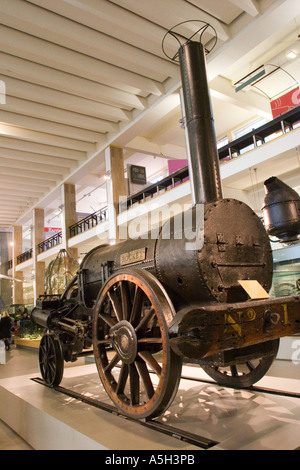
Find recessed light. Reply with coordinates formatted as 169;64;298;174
287;51;297;59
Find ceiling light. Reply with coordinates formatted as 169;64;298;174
286;51;297;59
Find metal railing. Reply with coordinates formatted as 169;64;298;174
122;167;189;212
218;105;300;161
37;231;62;254
16;248;33;265
69;206;108;238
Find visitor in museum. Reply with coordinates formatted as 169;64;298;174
0;310;13;351
20;311;30;329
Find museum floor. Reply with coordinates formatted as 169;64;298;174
1;343;300;450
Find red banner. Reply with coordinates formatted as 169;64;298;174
270;87;300;118
44;227;61;232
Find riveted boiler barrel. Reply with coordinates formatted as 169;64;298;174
155;199;273;307
81;199;273;310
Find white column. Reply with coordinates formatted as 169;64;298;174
12;225;23;304
60;183;78;259
105;146;127;243
32;208;45;302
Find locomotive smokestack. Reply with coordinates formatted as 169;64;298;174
179;41;223;204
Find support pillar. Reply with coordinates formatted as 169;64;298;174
105;146;127;243
12;226;23;305
0;232;12;306
61;183;78;259
32;208;45;302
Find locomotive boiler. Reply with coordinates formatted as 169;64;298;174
31;26;300;420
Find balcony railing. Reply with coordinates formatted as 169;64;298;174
69;206;108;238
37;231;62;254
122;166;189;212
17;248;33;265
218;105;300;160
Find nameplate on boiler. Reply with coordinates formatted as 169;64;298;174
120;248;146;266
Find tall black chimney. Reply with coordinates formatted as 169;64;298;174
179;41;223;204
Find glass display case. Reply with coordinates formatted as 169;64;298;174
270;244;300;297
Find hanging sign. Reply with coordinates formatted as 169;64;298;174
128;164;147;185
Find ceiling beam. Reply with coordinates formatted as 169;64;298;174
228;0;260;16
124;136;187;160
0;187;45;197
209;75;272;119
0;24;165;96
27;0;173;58
0;148;78;172
0;156;69;178
0;117;100;152
107;0;230;42
0;53;146;111
0;136;86;162
2;76;133;122
0;193;39;203
0;0;179;82
0;174;55;192
0;166;64;184
4;95;122;132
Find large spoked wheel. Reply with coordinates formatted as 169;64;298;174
39;332;64;387
93;268;182;420
201;339;280;388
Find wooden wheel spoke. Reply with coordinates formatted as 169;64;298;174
108;290;123;322
138;351;162;376
129;363;140;405
135;359;154;399
120;281;132;321
98;312;117;328
129;286;144;326
96;338;112;345
104;353;120;373
138;337;163;344
135;307;155;332
246;361;255;371
48;361;56;375
116;363;129;395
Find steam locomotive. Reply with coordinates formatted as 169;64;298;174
31;31;300;420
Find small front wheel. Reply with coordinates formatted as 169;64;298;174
39;332;64;387
201;340;280;388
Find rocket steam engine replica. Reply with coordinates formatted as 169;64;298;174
31;23;300;420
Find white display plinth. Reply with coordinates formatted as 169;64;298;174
1;362;300;450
